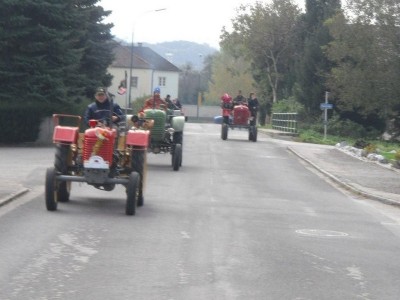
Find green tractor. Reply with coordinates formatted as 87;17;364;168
130;107;185;171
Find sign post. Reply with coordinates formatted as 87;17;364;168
320;92;333;140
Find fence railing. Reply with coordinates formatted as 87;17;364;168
271;113;298;133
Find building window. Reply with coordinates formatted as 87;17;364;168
158;77;166;87
130;76;138;88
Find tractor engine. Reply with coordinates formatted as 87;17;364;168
144;109;166;142
83;127;117;166
233;105;250;126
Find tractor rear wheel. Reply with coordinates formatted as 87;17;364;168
252;126;258;142
221;124;228;140
45;167;58;211
173;131;183;145
126;172;139;215
249;128;253;141
54;144;71;202
55;144;69;173
131;150;146;207
57;181;70;202
172;144;182;171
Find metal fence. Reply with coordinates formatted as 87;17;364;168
271;113;298;133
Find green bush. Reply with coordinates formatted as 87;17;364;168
298;129;343;145
328;115;367;138
0;99;87;144
272;97;305;115
0;104;49;144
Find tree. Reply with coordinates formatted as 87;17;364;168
0;0;114;109
0;1;80;108
0;0;114;143
325;1;400;133
205;50;254;104
76;0;115;99
220;0;301;104
294;0;341;116
178;63;199;104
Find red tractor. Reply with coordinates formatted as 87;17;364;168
45;113;149;215
220;93;257;142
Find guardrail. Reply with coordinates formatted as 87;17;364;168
271;113;298;133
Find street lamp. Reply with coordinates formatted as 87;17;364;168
128;8;167;109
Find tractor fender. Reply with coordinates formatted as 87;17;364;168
126;129;149;149
171;116;185;132
53;126;79;143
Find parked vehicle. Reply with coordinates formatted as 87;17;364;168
45;112;149;216
130;106;185;171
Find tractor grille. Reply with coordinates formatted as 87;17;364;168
83;128;116;164
233;106;250;125
144;109;166;142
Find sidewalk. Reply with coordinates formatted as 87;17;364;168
287;143;400;206
260;129;400;206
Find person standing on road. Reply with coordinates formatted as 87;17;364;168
84;87;124;127
248;92;259;125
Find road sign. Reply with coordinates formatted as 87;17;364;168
320;103;333;110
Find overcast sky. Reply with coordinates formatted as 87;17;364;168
99;0;305;49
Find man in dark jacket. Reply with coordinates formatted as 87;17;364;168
233;90;247;106
84;87;124;126
247;92;259;125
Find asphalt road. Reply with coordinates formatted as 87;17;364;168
1;123;400;299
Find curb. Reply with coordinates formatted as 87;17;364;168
287;146;400;207
0;188;30;207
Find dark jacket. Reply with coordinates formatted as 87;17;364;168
233;94;246;106
84;98;124;126
248;97;259;115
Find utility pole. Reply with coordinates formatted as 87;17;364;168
128;8;167;109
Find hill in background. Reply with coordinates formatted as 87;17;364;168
116;39;218;70
147;41;218;70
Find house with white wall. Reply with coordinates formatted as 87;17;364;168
108;43;181;108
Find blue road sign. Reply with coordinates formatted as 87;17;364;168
320;103;333;109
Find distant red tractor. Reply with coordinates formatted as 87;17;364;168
45;113;149;216
220;93;257;142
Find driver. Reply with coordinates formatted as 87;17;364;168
84;87;124;127
141;87;167;111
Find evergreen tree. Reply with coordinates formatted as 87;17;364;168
0;0;114;110
295;0;341;115
0;0;114;142
75;0;115;99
